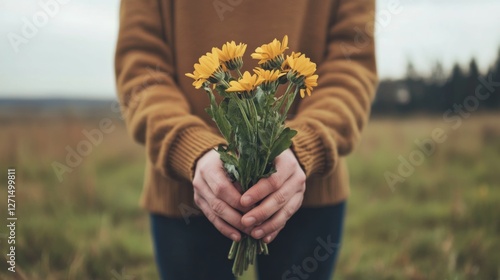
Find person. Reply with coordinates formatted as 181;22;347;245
115;0;377;279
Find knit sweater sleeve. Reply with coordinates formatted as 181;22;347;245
288;0;378;177
114;0;226;181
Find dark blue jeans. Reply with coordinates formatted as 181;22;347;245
151;201;346;280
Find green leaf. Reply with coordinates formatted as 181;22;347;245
227;98;242;124
205;107;214;119
216;84;231;98
253;88;266;115
260;164;277;179
217;148;240;181
218;148;238;166
215;110;232;141
257;124;273;149
268;127;297;161
224;163;239;181
207;93;233;141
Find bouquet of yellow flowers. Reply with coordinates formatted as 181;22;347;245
186;35;318;276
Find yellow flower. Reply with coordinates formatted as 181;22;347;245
300;74;318;98
215;42;247;70
185;69;203;89
285;53;318;97
286;53;316;77
226;71;264;94
251;35;288;69
254;67;285;91
186;51;224;89
281;52;302;71
253;68;284;82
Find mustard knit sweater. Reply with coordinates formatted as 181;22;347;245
115;0;378;217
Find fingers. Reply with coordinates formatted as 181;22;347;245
203;167;249;213
194;149;248;213
250;192;303;240
240;168;293;208
240;149;300;208
193;180;248;234
193;149;255;240
263;229;280;244
241;176;296;227
194;194;241;242
194;149;306;243
241;170;305;227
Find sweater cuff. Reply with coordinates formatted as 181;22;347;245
289;124;335;177
168;127;226;181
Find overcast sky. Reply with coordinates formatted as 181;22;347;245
1;0;499;99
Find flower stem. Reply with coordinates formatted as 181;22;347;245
228;240;238;259
281;86;298;123
236;68;243;78
275;83;293;112
235;97;253;134
220;79;231;88
230;235;268;276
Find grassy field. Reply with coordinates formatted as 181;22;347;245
0;111;499;280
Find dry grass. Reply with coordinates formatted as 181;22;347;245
0;111;498;280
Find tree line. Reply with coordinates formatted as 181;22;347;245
371;49;500;115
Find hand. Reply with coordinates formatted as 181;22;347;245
193;149;250;242
240;149;306;244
